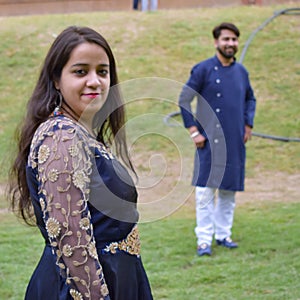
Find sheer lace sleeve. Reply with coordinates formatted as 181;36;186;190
30;118;110;300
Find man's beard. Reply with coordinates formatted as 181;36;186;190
217;46;237;59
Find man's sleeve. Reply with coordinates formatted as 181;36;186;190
244;74;256;128
178;65;203;128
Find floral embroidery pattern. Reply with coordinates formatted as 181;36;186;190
48;169;59;182
101;284;109;297
104;225;141;257
70;289;83;300
62;244;73;257
38;144;50;163
72;170;90;190
79;217;90;231
46;217;61;238
87;242;98;259
68;144;79;157
28;117;110;299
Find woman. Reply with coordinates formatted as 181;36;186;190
9;26;153;300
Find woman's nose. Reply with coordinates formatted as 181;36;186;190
87;72;101;87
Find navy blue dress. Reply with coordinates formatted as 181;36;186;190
25;115;153;300
179;55;256;191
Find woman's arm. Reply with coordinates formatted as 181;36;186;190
35;120;109;299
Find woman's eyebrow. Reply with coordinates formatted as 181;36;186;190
71;63;110;67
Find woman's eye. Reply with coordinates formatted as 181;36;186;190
74;69;86;75
98;69;109;76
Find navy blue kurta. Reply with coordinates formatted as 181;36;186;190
179;55;256;191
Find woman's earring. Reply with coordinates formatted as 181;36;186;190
53;91;63;116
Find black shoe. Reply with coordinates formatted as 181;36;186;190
216;237;238;248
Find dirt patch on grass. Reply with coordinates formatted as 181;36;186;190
1;172;298;204
237;171;299;205
1;171;299;217
131;147;299;220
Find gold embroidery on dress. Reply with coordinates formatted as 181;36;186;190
28;117;110;299
104;225;141;257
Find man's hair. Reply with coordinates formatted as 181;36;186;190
212;22;240;39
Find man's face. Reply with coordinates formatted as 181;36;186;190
214;29;239;59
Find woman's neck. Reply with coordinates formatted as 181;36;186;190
61;108;96;138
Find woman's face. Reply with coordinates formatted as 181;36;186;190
55;42;110;121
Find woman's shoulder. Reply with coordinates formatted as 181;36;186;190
28;116;92;167
34;116;85;140
31;116;114;161
30;116;84;152
38;115;76;132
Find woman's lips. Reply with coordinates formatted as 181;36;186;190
84;93;99;99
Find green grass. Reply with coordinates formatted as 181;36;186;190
1;201;300;299
0;212;43;299
139;201;300;299
0;4;299;181
0;3;300;299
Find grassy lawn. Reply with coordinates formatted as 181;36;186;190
1;201;300;299
140;201;300;300
0;3;299;299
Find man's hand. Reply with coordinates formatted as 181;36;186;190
244;125;252;143
193;133;206;148
189;126;206;148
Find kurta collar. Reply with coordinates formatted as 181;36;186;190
213;55;236;68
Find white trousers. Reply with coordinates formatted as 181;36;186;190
195;186;236;246
141;0;158;11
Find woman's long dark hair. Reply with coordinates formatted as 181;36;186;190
8;26;134;224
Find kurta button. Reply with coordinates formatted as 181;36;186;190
216;124;221;128
217;93;221;97
214;139;219;143
214;66;218;70
216;79;221;84
216;108;220;113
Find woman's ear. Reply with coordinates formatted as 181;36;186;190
54;81;60;90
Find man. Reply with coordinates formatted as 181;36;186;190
133;0;140;10
141;0;158;11
178;22;256;256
